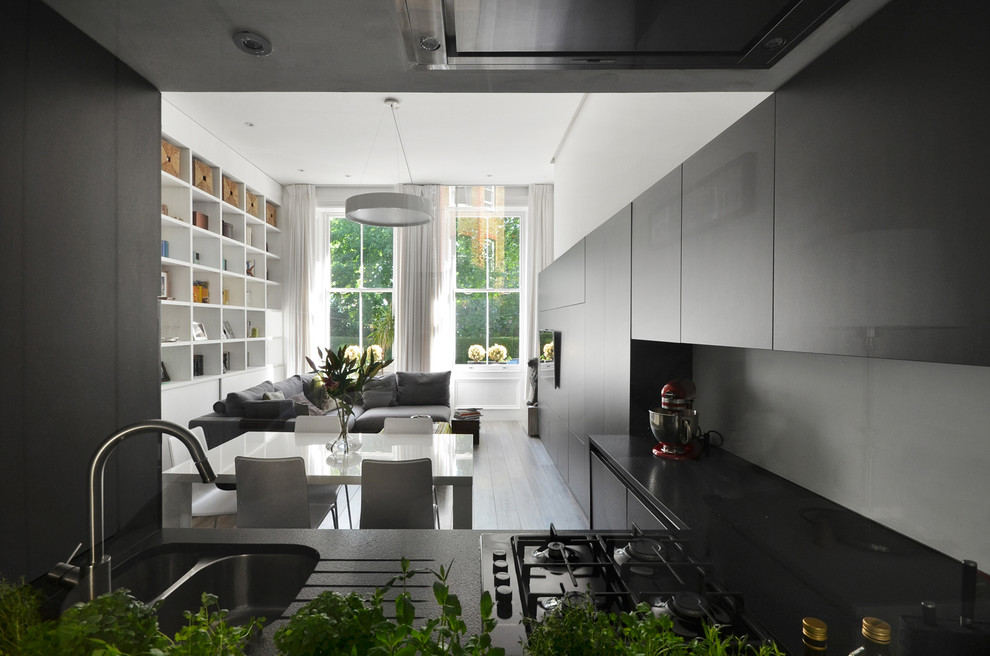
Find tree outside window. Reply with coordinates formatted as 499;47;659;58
326;215;394;359
455;214;520;364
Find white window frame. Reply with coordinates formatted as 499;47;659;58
323;210;395;362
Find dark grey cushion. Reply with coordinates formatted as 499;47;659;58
396;371;450;406
290;392;324;416
242;398;294;420
361;374;398;409
273;374;305;399
352;405;451;433
223;380;274;417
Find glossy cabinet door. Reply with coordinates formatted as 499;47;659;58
631;167;682;343
773;11;990;365
627;490;669;531
591;452;627;530
586;206;632;439
681;97;775;349
537;239;585;311
568;430;590;513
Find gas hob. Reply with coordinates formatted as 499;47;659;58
481;524;780;652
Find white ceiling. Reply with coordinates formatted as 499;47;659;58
45;0;890;188
164;92;585;186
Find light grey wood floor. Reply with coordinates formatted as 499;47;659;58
191;420;589;531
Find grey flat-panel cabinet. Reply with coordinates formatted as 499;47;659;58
591;452;626;530
681;97;775;349
568;431;590;513
627;490;669;531
631;167;682;343
773;18;990;365
537;239;585;311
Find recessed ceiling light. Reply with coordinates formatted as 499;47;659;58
419;36;442;52
244;121;254;127
762;36;787;50
233;31;273;57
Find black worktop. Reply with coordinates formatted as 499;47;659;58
591;434;989;654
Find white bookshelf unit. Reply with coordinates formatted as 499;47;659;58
159;134;282;389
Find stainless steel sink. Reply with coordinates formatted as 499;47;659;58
112;543;319;634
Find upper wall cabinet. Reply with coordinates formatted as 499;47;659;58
681;97;775;349
631;167;682;343
773;13;990;365
538;239;585;312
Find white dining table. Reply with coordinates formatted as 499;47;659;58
162;430;474;528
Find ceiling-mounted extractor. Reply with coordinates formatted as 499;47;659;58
396;0;852;70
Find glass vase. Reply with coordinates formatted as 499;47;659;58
326;403;354;460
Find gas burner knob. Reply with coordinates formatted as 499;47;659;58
493;549;506;560
493;559;508;574
494;571;511;587
495;584;513;619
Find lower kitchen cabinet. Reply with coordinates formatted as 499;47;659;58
567;430;590;514
591;451;626;530
626;489;667;530
592;449;670;531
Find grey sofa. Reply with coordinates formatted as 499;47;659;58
189;371;451;448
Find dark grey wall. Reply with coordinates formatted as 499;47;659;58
1;0;161;580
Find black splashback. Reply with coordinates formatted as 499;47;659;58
628;340;693;439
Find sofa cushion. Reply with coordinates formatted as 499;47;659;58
273;375;305;399
352;405;451;433
243;398;294;420
361;374;398;409
223;380;275;417
396;371;450;406
290;392;327;416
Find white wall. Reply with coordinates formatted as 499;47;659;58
551;92;769;258
694;346;990;567
162;100;283;204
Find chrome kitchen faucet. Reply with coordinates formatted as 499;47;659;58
48;420;217;601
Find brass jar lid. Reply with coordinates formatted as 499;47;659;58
862;617;892;644
802;617;828;641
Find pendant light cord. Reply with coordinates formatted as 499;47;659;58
388;99;416;184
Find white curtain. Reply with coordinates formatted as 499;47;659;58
394;184;449;372
282;184;328;375
522;184;554;399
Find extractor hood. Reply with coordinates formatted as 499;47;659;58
397;0;852;70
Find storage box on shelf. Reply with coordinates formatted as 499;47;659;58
159;133;281;389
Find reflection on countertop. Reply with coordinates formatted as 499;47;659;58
590;434;990;655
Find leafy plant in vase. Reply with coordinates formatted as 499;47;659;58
307;345;392;458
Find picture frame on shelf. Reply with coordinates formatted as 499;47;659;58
192;321;208;341
222;320;235;339
159;271;169;299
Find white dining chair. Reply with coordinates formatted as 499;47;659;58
359;458;440;529
234;456;335;528
294;416;351;527
382;416;433;434
164;426;237;521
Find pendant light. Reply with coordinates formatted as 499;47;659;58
345;98;433;227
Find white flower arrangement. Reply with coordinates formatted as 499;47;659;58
343;345;363;362
467;344;486;362
366;344;384;362
487;343;508;363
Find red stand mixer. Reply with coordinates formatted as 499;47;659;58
649;379;702;460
